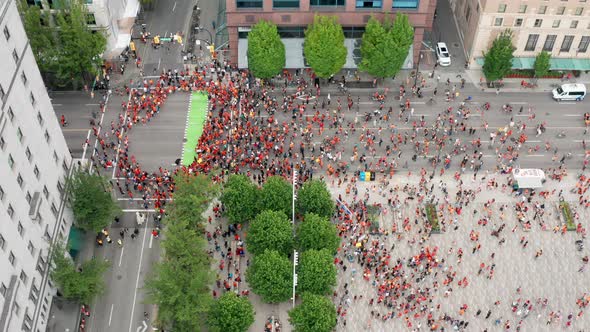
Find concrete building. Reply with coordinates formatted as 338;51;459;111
451;0;590;70
25;0;140;58
0;0;75;331
224;0;437;69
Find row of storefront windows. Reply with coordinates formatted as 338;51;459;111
236;0;419;9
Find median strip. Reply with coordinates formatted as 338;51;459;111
182;92;208;166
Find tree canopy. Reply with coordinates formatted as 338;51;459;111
18;0;55;73
246;250;293;303
482;30;515;83
220;174;259;223
304;15;347;78
248;20;286;79
296;180;334;218
297;249;337;295
296;213;340;254
208;292;255;332
360;14;414;78
145;219;214;331
534;51;551;79
288;293;337;332
167;172;220;229
259;176;293;217
66;168;121;233
247;210;293;256
50;243;109;303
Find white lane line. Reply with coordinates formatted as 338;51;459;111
412;101;426;105
108;304;114;326
573;140;586;142
85;103;100;106
157;58;161;70
149;233;153;249
119;246;125;267
52;104;63;106
128;225;149;332
511;102;528;104
122;209;156;212
527;140;542;143
172;1;177;11
528;154;546;157
81;129;92;161
515;114;529;117
558;102;576;105
359;102;375;104
89;93;110;174
564;114;581;117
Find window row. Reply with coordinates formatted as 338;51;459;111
494;17;589;29
524;34;590;53
236;0;419;9
498;3;584;15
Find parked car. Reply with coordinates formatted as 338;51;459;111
552;83;586;101
436;42;451;66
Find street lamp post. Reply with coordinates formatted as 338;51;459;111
413;51;424;88
196;26;214;47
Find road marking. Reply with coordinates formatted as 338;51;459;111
52;104;63;106
172;1;177;11
81;129;92;161
527;140;541;143
62;128;90;132
128;224;149;332
149;233;154;249
112;92;133;179
359;102;375;104
89;93;110;174
511;102;528;104
564;114;580;117
515;114;529;117
157;58;161;70
109;304;114;326
85;103;100;106
528;154;545;157
558;102;576;105
119;246;125;267
412;101;426;104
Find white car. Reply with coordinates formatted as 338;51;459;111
436;42;451;66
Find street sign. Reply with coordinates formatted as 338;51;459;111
160;37;172;42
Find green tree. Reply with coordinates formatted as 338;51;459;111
220;174;259;223
54;0;107;85
297;249;336;295
50;243;110;303
247;20;285;79
296;180;334;218
18;0;56;73
246;210;293;256
208;292;255;332
167;173;220;229
246;250;293;303
482;30;515;83
288;293;337;332
296;213;340;253
360;14;414;78
533;51;551;79
145;219;213;331
304;15;347;78
66;168;121;233
259;176;292;216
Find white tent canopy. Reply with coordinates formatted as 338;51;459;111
512;168;546;189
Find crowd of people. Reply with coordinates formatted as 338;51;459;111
84;55;589;331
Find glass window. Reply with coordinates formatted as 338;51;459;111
514;18;523;27
25;147;31;161
310;0;345;5
17;128;23;142
17;174;24;188
356;0;382;8
277;27;305;38
27;242;35;255
29;93;35;106
86;13;96;24
3;26;10;40
553;20;561;28
543;34;557;51
34;166;40;179
273;0;299;7
8;251;15;265
525;34;539;51
12;49;19;63
575;7;583;15
393;0;419;8
561;35;574;52
0;136;5;150
8;107;14;121
44;130;50;143
0;234;4;250
43;185;49;199
0;186;4;200
236;0;262;7
578;36;590;52
518;4;527;13
8;154;14;169
26;192;32;204
37;112;44;125
557;6;565;15
17;222;23;236
20;270;27;284
21;72;27;85
498;4;506;12
534;19;543;27
0;84;4;100
571;20;579;28
494;17;503;26
538;6;547;14
7;204;14;218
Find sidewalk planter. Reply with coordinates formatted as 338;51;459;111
366;205;381;234
425;204;440;234
505;70;563;79
559;201;576;231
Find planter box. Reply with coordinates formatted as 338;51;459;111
425;203;440;234
559;201;576;231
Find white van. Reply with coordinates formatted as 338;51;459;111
552;83;586;101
